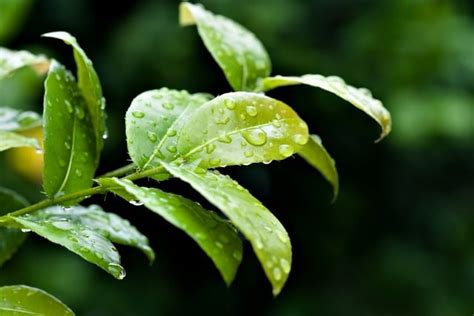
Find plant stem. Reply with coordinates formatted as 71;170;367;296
97;163;136;178
3;165;166;218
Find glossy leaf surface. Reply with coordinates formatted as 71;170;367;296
6;207;125;279
126;88;210;171
0;187;28;267
262;75;392;140
180;2;271;91
0;285;74;315
42;60;96;199
162;162;291;295
177;92;309;169
43;31;106;154
298;134;339;200
99;177;242;285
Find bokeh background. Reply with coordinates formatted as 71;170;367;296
1;0;473;315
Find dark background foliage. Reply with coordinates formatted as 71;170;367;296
1;0;473;315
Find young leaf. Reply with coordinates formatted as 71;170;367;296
25;204;154;263
98;177;243;285
0;47;49;79
180;2;271;91
0;107;41;131
298;135;339;200
126;88;211;172
262;75;392;140
0;130;39;151
5;208;125;280
0;187;28;267
42;31;106;155
0;285;74;315
177;92;309;169
162;162;292;296
43;60;97;200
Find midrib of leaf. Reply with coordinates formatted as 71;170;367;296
56;112;78;195
182;117;297;159
0;307;42;315
142;105;194;169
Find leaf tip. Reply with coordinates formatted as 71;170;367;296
179;2;196;26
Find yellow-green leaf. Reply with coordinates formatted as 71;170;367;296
162;162;291;296
180;2;271;91
262;75;392;140
0;130;39;152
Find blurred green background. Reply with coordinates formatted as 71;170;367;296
1;0;473;315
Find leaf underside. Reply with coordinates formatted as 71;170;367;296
0;130;39;152
98;177;243;285
0;47;49;79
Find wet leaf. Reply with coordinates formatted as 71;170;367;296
0;187;28;267
126;88;211;179
42;60;97;200
0;107;41;132
22;204;154;263
298;134;339;200
180;2;271;91
5;207;125;280
162;162;291;296
98;177;243;285
0;130;39;152
177;92;308;169
0;285;74;315
0;47;49;79
262;75;392;140
43;31;106;155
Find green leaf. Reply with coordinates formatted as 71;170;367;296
43;31;106;155
0;47;49;79
162;162;291;296
23;204;154;263
5;206;125;280
180;2;271;91
126;88;211;176
177;92;309;169
0;187;28;267
98;177;243;285
262;75;392;140
0;107;41;131
42;60;97;200
298;135;339;200
0;130;39;152
0;285;74;315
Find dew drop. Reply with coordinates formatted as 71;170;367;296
21;229;32;233
215;116;230;125
273;267;282;281
358;87;372;97
278;144;294;158
280;258;291;274
132;111;145;118
242;129;267;146
217;135;232;144
64;141;71;150
130;200;144;206
233;251;242;261
52;220;74;230
215;241;224;249
166;129;177;137
206;143;216;154
75;169;82;177
209;158;221;166
107;263;126;280
255;239;264;250
59;159;66;167
277;231;289;243
224;99;236;110
166;145;177;153
293;134;308;145
162;103;174;110
76;106;85;120
272;120;282;128
65;100;73;114
147;131;158;143
244;150;254;158
246;105;258;117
